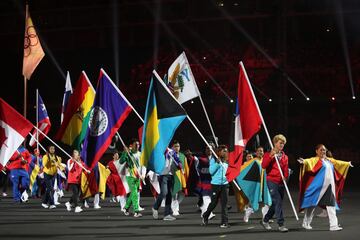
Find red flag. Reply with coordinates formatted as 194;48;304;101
0;98;33;170
226;62;263;182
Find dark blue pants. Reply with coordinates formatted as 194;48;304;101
264;180;285;226
10;169;29;202
203;184;229;224
42;173;55;205
153;175;174;216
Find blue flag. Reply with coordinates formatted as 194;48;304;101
140;70;186;174
81;69;132;169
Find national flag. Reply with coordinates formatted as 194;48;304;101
140;71;187;174
29;93;51;147
81;69;132;170
166;52;199;104
55;71;95;150
106;160;130;197
233;159;271;211
81;162;110;199
0;98;33;170
61;71;73;124
299;157;351;211
226;62;263;182
22;5;45;80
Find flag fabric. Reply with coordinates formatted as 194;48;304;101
226;62;263;182
81;69;132;170
22;5;45;80
299;157;351;211
166;52;199;104
106;159;129;197
61;71;73;124
234;159;271;211
0;98;33;170
81;162;110;199
140;71;187;175
55;71;95;150
29;93;51;147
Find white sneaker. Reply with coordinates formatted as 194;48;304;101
49;205;56;209
54;201;61;206
244;207;254;223
41;203;49;209
65;202;72;212
2;192;7;197
134;212;142;218
110;197;116;203
209;212;216;220
94;204;101;209
260;221;272;230
302;223;312;230
84;201;89;208
163;215;176;221
21;191;29;202
138;206;145;211
152;208;159;219
173;211;180;216
75;206;83;213
330;225;343;231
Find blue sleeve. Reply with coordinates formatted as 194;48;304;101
209;158;220;175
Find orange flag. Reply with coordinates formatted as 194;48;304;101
22;5;45;80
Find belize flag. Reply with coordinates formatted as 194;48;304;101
81;69;132;170
29;92;51;147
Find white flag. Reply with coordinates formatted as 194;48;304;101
167;52;199;104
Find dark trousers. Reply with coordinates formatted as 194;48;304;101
153;175;174;216
68;183;80;207
203;184;229;224
42;173;55;205
264;180;285;226
0;171;9;192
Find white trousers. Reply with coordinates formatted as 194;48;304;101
200;196;211;215
303;206;338;228
116;195;127;210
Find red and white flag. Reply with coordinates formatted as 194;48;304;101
226;62;263;182
0;98;33;170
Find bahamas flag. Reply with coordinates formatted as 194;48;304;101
140;71;186;174
55;71;95;150
234;159;271;211
81;69;132;170
299;157;350;211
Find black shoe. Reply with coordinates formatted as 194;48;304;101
202;216;208;226
227;205;232;210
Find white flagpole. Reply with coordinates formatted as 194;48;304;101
185;53;218;146
240;61;299;220
115;132;145;184
29;127;89;173
36;89;39;164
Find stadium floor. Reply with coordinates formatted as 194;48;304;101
0;189;359;240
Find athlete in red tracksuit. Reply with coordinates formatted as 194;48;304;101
65;150;85;213
7;146;32;202
261;134;289;232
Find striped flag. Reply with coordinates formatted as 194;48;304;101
81;69;132;170
29;93;51;147
55;71;95;150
